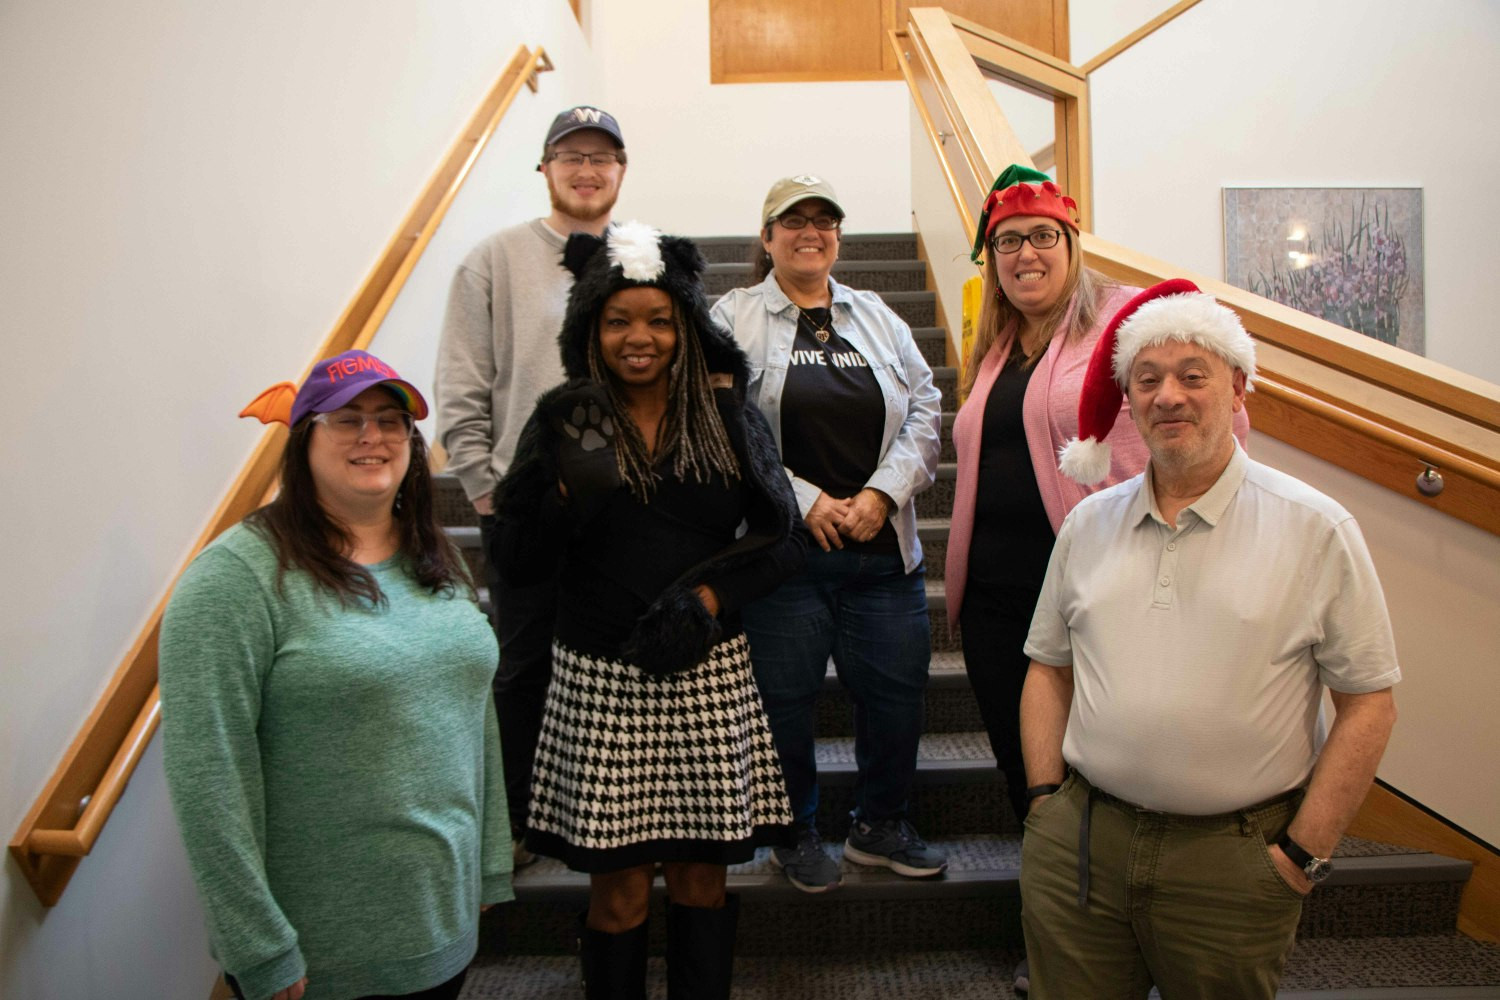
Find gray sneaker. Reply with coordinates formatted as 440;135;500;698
771;828;842;893
843;817;948;877
511;826;538;869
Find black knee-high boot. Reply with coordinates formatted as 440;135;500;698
665;893;739;1000
578;914;648;1000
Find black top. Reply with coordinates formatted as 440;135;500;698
556;462;749;657
778;309;897;554
967;350;1055;594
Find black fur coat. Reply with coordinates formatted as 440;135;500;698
490;229;805;675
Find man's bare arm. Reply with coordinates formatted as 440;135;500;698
1272;687;1397;890
1021;660;1074;793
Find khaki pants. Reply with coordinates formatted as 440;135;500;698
1020;772;1306;999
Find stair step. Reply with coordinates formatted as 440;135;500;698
704;259;927;296
462;934;1500;998
487;837;1471;958
913;325;950;369
914;463;957;521
708;289;939;329
693;232;918;264
871;290;935;328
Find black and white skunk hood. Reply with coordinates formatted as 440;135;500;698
490;222;806;676
557;220;750;386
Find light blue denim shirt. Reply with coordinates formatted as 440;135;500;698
711;273;942;574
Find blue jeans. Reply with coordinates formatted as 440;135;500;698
742;549;930;829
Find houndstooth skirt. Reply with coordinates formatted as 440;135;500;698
526;631;791;873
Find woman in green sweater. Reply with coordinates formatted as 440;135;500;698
160;350;512;1000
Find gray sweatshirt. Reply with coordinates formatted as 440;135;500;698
434;218;571;502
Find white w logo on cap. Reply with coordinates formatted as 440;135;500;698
573;107;605;124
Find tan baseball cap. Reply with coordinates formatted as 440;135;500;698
761;174;846;226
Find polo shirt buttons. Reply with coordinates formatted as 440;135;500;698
1160;576;1171;586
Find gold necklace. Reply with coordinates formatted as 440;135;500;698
800;308;832;343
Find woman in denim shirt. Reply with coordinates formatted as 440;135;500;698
709;174;943;894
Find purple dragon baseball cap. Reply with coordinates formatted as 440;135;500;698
290;349;428;427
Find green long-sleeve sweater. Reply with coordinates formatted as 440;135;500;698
160;523;512;1000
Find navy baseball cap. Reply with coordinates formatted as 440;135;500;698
543;106;624;149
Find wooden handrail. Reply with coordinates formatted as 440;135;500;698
9;44;554;907
1078;0;1204;76
907;8;1093;229
1256;379;1500;493
896;8;1500;540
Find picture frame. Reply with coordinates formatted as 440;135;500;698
1223;186;1424;356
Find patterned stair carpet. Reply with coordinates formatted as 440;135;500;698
459;935;1500;999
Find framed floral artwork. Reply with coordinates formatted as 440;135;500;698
1223;187;1424;356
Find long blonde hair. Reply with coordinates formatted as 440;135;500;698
960;230;1115;397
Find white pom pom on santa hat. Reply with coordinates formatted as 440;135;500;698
1056;278;1254;486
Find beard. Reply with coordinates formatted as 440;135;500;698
548;177;618;223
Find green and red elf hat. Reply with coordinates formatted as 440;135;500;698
969;163;1080;264
1057;278;1257;484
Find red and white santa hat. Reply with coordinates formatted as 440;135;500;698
1057;278;1257;485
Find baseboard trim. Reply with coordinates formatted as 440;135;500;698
1348;780;1500;943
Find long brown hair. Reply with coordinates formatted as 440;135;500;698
960;229;1116;397
247;415;470;606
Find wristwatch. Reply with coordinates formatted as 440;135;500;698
1279;834;1334;884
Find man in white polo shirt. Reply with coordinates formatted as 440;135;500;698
1018;279;1400;999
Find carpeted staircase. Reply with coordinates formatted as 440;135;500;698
434;232;1500;998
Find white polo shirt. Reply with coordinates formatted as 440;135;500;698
1025;445;1401;814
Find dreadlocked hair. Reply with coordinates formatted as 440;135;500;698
587;306;741;501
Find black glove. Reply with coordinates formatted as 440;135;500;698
625;585;722;676
545;379;620;524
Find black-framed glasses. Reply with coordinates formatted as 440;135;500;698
544;151;623;168
312;410;414;443
775;213;842;231
991;228;1065;254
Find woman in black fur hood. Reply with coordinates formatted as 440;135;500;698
491;221;803;999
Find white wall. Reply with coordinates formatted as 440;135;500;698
586;1;915;238
1253;437;1500;845
1087;0;1500;384
1070;0;1178;67
0;3;597;997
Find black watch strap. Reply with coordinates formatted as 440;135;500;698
1279;835;1314;868
1279;834;1334;883
1026;782;1063;801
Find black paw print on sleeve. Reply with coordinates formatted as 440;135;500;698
561;401;613;451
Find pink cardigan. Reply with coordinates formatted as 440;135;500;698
944;285;1250;626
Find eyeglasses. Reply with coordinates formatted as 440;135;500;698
311;410;414;443
775;213;842;231
545;151;623;168
991;229;1065;254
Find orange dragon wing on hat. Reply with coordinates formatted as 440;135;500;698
239;382;298;427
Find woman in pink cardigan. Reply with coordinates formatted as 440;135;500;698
945;165;1248;834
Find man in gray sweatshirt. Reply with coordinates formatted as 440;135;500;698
434;105;627;858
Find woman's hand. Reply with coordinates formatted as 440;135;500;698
837;488;893;543
693;584;721;617
272;977;308;1000
804;492;851;551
